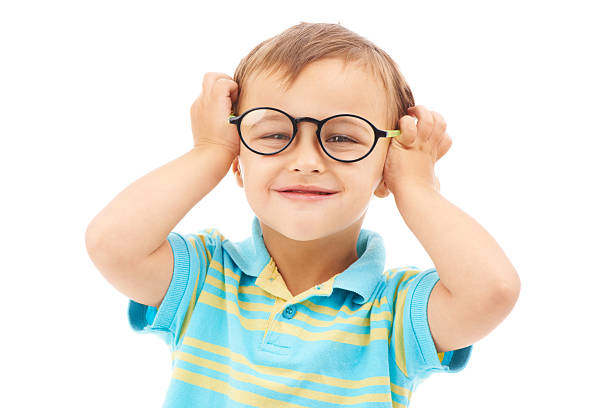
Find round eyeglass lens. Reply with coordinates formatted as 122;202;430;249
240;109;293;154
240;109;375;161
320;115;375;161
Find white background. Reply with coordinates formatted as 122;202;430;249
2;0;610;406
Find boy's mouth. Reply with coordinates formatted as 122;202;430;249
274;184;339;200
276;190;338;200
281;190;333;195
275;184;338;195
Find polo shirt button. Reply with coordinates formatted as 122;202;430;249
282;305;295;319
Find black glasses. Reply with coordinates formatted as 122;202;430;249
228;107;400;163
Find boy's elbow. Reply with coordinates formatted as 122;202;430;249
85;222;104;254
491;269;521;310
85;222;114;263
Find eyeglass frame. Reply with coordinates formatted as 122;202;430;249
228;106;400;163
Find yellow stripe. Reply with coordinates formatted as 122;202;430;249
393;281;410;377
390;270;422;377
177;337;392;389
300;297;389;319
172;367;390;408
392;400;408;408
383;266;420;280
202;264;392;327
390;381;412;402
196;282;392;345
172;353;393;405
175;231;218;347
176;237;203;346
173;337;413;405
391;270;447;370
173;367;308;408
202;228;226;242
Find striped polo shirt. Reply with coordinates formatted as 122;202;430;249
128;215;472;407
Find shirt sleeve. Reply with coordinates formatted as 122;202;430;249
388;267;473;382
127;229;219;351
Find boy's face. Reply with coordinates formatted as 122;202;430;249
232;57;392;241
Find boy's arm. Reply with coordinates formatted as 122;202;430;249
394;182;521;353
85;146;234;307
383;105;520;354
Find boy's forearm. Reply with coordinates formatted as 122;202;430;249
394;183;520;301
86;146;235;261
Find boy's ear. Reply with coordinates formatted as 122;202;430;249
373;179;390;198
232;157;244;188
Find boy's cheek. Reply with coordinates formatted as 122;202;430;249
376;144;391;168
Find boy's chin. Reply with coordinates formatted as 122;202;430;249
262;217;339;242
277;225;332;242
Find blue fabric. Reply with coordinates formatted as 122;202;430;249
128;215;472;407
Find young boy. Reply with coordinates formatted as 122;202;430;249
85;22;520;407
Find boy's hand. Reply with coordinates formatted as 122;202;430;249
380;105;451;195
190;72;240;157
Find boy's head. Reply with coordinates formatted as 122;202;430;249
229;22;415;241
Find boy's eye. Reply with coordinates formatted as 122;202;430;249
262;134;290;140
260;134;356;143
326;135;358;143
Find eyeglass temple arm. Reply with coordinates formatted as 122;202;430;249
384;130;401;138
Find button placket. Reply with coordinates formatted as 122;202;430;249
263;298;284;342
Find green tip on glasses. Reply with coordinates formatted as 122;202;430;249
385;130;400;138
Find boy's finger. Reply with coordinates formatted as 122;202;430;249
208;78;239;115
228;80;239;103
437;133;452;161
201;72;233;97
398;114;418;146
407;105;434;142
211;78;238;100
225;79;240;102
432;111;447;133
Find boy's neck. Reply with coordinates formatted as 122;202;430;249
259;218;363;298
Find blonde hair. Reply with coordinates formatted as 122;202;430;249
232;22;415;129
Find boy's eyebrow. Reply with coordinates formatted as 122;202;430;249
242;109;378;131
324;116;371;129
242;115;289;130
245;115;371;129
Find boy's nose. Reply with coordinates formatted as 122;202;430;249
293;122;320;148
286;122;327;170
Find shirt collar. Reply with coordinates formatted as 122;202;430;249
222;216;386;304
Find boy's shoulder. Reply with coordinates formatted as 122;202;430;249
192;227;227;241
380;266;438;303
382;265;424;282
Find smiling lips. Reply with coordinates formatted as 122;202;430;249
275;184;338;194
285;190;331;195
276;190;338;200
274;184;339;201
